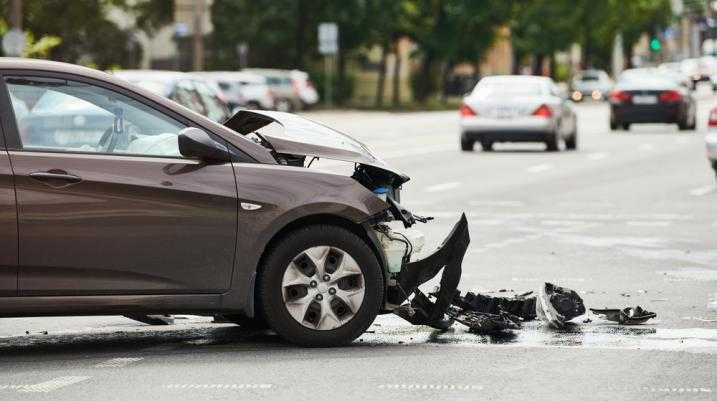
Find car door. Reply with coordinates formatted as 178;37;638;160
0;93;18;296
1;73;238;296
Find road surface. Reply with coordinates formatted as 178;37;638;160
1;96;716;400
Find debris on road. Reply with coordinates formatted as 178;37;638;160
123;314;175;326
590;306;657;325
535;283;586;329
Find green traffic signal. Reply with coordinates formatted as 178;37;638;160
650;38;661;51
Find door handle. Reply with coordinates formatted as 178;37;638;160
29;170;82;186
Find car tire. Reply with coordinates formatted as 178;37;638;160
610;120;619;131
621;123;630;131
258;225;383;347
565;131;578;150
545;131;559;152
480;140;493;152
460;134;474;151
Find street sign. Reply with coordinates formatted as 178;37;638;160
2;29;26;57
318;23;338;55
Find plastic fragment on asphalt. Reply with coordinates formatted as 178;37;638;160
535;282;586;329
590;306;657;325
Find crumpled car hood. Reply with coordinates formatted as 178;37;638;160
223;110;409;184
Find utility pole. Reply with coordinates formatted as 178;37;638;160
192;0;205;71
10;0;22;31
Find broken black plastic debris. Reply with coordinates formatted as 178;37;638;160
447;307;521;334
590;306;656;325
535;283;586;329
452;290;537;321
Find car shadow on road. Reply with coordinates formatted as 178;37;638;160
0;325;291;360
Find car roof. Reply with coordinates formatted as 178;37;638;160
193;71;266;83
480;75;553;84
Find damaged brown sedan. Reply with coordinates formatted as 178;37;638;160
0;58;469;346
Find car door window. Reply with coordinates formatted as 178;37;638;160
5;76;187;157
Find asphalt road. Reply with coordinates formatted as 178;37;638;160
1;95;716;401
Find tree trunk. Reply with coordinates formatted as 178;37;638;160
294;0;308;68
415;51;434;103
532;53;545;76
549;55;557;80
391;39;402;107
512;50;522;75
375;42;388;108
441;60;454;103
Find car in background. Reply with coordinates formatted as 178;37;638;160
112;70;231;123
243;68;319;111
192;71;274;111
459;75;577;152
570;69;612;101
680;58;715;89
609;69;696;131
658;62;691;88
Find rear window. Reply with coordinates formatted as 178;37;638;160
475;80;546;97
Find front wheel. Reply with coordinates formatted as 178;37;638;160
565;131;578;150
258;225;383;346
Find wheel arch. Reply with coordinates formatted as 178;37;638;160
250;213;388;319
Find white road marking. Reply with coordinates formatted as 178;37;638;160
526;163;553;173
17;376;90;393
468;200;524;207
94;357;143;368
626;221;671;227
424;181;461;192
690;185;716;196
164;384;273;390
378;384;483;391
586;152;609;160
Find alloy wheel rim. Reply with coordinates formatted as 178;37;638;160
281;246;365;330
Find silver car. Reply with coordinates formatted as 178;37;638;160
571;69;613;101
459;75;578;152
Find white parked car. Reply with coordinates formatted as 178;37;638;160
571;69;613;101
459;75;578;152
706;107;717;179
243;68;319;111
192;71;274;111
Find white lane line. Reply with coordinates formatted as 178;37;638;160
424;181;461;192
586;152;609;161
526;163;553;173
164;384;273;390
468;200;524;207
94;357;143;368
378;384;483;391
18;376;90;393
690;185;717;197
626;221;672;227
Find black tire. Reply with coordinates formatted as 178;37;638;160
545;131;559;152
480;140;494;152
258;225;383;347
565;131;578;150
460;134;474;151
610;120;619;130
621;123;630;131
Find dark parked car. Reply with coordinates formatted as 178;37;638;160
609;69;696;131
0;59;466;346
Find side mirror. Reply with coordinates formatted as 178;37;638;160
178;127;230;163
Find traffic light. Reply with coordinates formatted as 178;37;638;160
650;37;662;52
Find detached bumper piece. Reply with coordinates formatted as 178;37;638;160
535;283;586;329
392;214;470;329
590;306;656;325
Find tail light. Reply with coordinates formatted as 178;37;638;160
532;104;552;118
459;104;477;117
609;90;631;103
709;108;717;127
659;90;682;103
